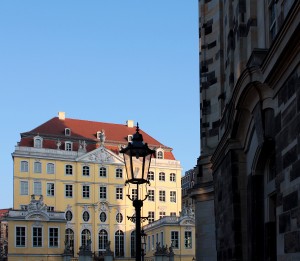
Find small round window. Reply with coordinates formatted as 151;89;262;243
99;212;107;222
116;213;123;223
65;210;73;221
83;211;90;222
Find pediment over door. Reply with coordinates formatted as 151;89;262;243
77;146;124;164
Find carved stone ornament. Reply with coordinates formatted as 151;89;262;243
88;148;113;163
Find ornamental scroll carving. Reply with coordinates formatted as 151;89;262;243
87;148;113;163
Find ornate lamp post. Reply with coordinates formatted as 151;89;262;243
120;124;155;261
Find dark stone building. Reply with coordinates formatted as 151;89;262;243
193;0;300;260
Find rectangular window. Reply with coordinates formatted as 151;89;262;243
65;184;73;198
152;235;155;250
171;231;179;249
49;228;59;247
82;185;90;198
33;227;42;247
184;231;192;249
170;212;176;216
116;168;122;178
132;189;138;200
148;190;155;201
82;166;90;176
16;226;26;247
20;181;28;195
148;211;155;223
47;206;55;212
65;142;72;151
20;161;28;172
47;183;55;197
160;232;164;246
34;162;42;173
47;163;55;174
116;188;123;200
159;211;166;219
170;191;176;203
99;186;107;199
33;181;42;195
65;165;73;175
159;190;165;202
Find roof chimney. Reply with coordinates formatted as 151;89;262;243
58;112;65;120
126;120;134;128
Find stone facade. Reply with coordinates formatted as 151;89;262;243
194;0;300;260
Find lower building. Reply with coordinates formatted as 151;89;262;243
143;208;195;261
0;209;10;261
6;195;66;261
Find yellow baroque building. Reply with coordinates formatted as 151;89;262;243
12;112;182;259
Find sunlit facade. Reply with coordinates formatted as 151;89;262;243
12;113;182;259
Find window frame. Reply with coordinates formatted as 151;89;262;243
115;168;123;178
20;161;29;172
159;172;165;181
49;227;59;248
34;161;42;174
171;231;179;249
82;211;90;222
159;190;166;202
99;186;107;200
47;182;55;197
65;165;73;175
116;187;123;200
15;226;26;247
148;211;155;224
184;231;192;249
82;185;90;199
47;163;55;174
99;166;107;177
82;165;90;176
33;181;42;196
65;184;73;198
65;141;73;151
20;181;29;195
148;190;155;201
32;226;43;247
170;191;176;203
170;173;176;182
148;171;154;181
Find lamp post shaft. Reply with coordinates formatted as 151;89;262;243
133;199;143;261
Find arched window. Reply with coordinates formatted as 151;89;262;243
34;162;42;173
131;231;136;257
116;168;122;178
115;230;124;257
81;229;91;247
65;228;74;257
20;161;29;172
34;136;43;148
47;163;55;174
98;229;108;253
99;167;107;177
157;150;164;159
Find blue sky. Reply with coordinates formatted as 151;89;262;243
0;1;200;209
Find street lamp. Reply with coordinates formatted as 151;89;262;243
120;123;155;261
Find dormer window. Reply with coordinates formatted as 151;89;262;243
128;135;133;142
65;141;73;151
65;128;71;136
156;149;164;159
34;136;43;148
97;131;101;139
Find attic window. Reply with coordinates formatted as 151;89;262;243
65;128;71;136
34;136;43;148
97;131;101;139
128;135;133;142
157;149;164;159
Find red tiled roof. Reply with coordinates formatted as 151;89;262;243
0;209;10;218
19;117;175;160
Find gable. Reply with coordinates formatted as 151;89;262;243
77;145;124;164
